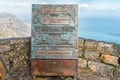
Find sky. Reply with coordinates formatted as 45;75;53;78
1;0;120;43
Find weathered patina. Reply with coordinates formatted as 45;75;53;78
31;4;78;76
31;4;77;59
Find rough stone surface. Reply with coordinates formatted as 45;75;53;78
0;37;120;80
0;40;10;53
77;70;111;80
0;14;31;39
8;67;32;80
78;58;87;68
100;54;119;66
114;69;120;79
114;43;120;54
85;50;99;60
78;68;91;74
65;77;73;80
88;61;113;76
78;38;84;48
86;75;111;80
0;37;31;80
97;42;114;54
78;48;83;57
0;45;10;53
85;40;97;50
33;77;74;80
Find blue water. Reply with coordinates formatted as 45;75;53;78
78;15;120;44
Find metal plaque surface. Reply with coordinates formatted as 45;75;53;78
31;4;78;59
31;59;78;76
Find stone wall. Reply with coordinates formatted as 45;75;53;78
78;38;120;80
0;37;120;80
0;37;31;80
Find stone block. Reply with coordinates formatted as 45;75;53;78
100;54;119;66
78;68;90;74
78;48;83;57
0;45;10;53
85;40;97;50
113;68;120;78
114;43;120;54
97;42;114;54
86;75;111;80
77;69;111;80
0;39;10;45
88;61;113;76
33;77;47;80
44;76;71;80
85;50;99;60
78;39;84;48
65;77;73;80
78;58;87;68
10;38;30;44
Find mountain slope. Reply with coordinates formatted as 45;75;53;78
0;13;31;39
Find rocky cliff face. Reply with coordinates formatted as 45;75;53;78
0;13;31;39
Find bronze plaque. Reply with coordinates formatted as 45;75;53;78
46;60;64;73
31;4;78;76
31;4;78;59
31;59;78;76
41;16;70;24
41;7;68;14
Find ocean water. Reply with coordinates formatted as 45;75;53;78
78;13;120;44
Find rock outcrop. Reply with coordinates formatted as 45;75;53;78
0;13;31;39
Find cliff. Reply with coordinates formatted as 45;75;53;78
0;13;31;39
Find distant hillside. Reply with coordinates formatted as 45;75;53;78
0;13;31;39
